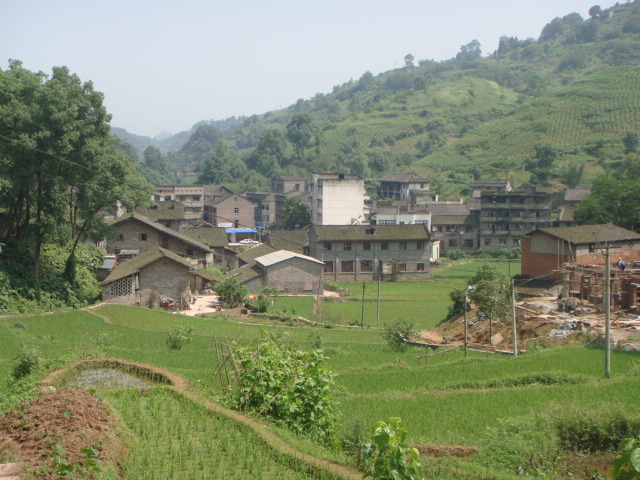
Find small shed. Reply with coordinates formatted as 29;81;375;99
225;250;324;294
101;247;193;308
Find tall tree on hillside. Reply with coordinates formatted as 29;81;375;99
180;124;222;163
574;176;640;231
282;196;311;229
0;61;149;293
404;54;415;67
286;113;314;159
195;141;248;184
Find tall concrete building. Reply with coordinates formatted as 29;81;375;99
310;173;367;225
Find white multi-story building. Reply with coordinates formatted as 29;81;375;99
311;173;368;225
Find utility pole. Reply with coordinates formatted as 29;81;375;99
361;281;366;327
464;288;469;358
511;278;518;357
604;241;611;378
376;279;381;328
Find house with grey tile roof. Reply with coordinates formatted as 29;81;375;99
101;247;194;307
108;212;213;267
521;224;640;280
225;249;324;293
308;224;431;280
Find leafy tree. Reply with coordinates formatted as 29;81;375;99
0;61;148;295
534;144;558;170
623;131;640;154
215;277;248;306
404;54;415;68
574;176;640;231
179;124;222;162
195;142;247;184
286;113;314;159
468;265;510;327
588;5;603;18
282;196;310;229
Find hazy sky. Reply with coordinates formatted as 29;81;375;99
1;0;618;137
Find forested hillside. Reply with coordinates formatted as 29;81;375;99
115;2;640;195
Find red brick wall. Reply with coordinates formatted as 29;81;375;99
521;236;569;280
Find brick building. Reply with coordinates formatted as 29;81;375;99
521;224;640;280
203;194;256;229
226;250;324;294
308;224;431;281
101;247;193;307
428;203;478;252
108;212;213;267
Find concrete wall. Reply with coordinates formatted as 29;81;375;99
311;177;366;225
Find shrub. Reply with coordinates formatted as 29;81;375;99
215;277;248;306
613;435;640;479
11;346;41;381
166;326;193;350
361;417;423;480
224;335;337;445
381;318;417;352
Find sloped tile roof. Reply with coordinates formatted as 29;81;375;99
531;224;640;245
237;244;276;263
255;250;324;267
312;224;429;241
100;247;193;285
181;226;228;247
111;212;210;252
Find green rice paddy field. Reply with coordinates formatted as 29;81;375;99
1;260;638;479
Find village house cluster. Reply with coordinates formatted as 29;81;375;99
98;172;636;313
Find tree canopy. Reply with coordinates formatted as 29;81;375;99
0;61;149;294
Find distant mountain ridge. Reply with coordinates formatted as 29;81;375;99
112;1;640;194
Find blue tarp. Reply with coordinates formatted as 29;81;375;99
226;228;257;233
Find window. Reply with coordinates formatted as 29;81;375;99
324;261;334;273
140;233;147;241
416;263;425;272
417;241;425;250
463;239;474;248
323;242;332;251
316;199;322;208
341;261;354;273
343;242;352;251
365;228;376;235
234;208;239;214
177;195;186;202
153;195;160;201
164;195;171;201
360;260;372;272
295;183;300;191
363;241;371;251
448;239;458;248
485;239;492;246
400;241;407;250
234;220;239;228
316;213;322;223
513;238;521;245
499;238;507;245
381;241;389;250
398;263;407;272
465;225;473;233
193;196;200;202
118;234;124;241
